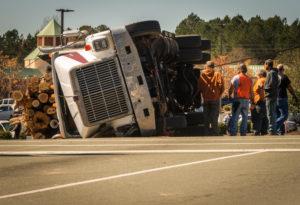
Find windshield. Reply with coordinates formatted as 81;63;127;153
0;106;9;111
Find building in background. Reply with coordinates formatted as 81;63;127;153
24;19;61;73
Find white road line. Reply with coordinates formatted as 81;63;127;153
0;149;300;156
1;142;300;147
0;151;265;200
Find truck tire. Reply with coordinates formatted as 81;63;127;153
178;48;203;64
125;21;161;37
175;35;201;49
174;125;206;136
165;115;187;129
185;112;205;126
201;40;211;50
201;52;211;63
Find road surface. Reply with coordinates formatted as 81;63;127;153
0;136;300;205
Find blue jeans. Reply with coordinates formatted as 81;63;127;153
266;98;277;135
229;99;249;136
276;98;288;134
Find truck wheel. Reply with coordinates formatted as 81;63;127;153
202;52;211;62
125;21;161;37
201;40;211;50
178;49;203;64
165;115;187;130
185;112;205;126
175;35;201;49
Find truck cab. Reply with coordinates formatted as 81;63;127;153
49;21;211;138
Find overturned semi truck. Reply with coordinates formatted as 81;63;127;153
41;20;211;138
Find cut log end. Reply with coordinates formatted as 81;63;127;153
50;119;59;129
32;100;40;108
12;90;23;102
47;107;56;115
38;93;49;104
33;112;50;130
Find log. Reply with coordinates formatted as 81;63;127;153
11;75;60;139
33;132;46;139
32;99;40;108
30;76;40;84
24;120;34;130
28;109;35;117
49;119;59;129
12;79;19;85
9;116;22;124
33;112;50;130
39;82;50;92
38;93;49;104
50;84;55;90
49;94;56;103
43;105;50;113
28;85;39;93
12;90;23;102
44;73;52;82
47;107;56;115
24;99;33;108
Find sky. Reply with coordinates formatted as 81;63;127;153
0;0;299;36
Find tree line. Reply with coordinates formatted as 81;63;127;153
176;13;300;63
0;30;36;68
1;14;300;67
176;13;300;113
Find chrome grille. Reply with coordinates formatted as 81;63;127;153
76;59;129;124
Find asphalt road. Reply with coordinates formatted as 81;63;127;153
0;136;300;205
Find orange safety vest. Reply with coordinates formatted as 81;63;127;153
236;73;252;99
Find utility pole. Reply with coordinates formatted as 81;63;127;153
56;9;74;45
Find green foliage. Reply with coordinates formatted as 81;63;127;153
95;25;110;32
176;13;300;62
288;91;300;114
218;122;227;135
1;29;21;58
0;30;36;66
79;24;110;34
0;131;12;140
277;48;300;114
79;25;97;34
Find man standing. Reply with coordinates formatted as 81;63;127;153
264;59;279;135
228;63;253;136
251;70;268;135
276;64;298;135
199;61;224;136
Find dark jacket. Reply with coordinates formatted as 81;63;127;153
264;68;279;100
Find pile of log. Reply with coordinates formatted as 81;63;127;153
10;73;60;139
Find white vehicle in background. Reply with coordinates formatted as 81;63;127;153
0;98;16;109
0;105;14;120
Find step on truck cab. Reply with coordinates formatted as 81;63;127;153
47;20;211;138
